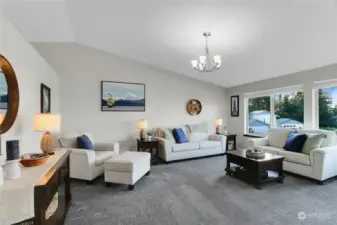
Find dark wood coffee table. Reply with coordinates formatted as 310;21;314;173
225;150;285;189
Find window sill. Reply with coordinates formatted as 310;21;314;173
243;133;267;138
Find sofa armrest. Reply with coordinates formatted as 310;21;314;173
153;137;174;161
311;146;337;181
247;137;269;148
209;135;227;153
95;142;120;155
67;148;97;180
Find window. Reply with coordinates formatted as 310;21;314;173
318;87;337;130
246;90;304;135
273;91;304;130
248;96;271;135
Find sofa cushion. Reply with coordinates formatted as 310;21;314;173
199;141;221;149
298;129;336;147
256;146;284;155
283;133;307;152
172;142;200;152
189;132;209;142
278;150;311;166
77;135;94;150
186;123;209;134
163;128;175;141
268;128;293;148
301;133;326;155
59;137;77;148
95;151;115;166
173;128;189;144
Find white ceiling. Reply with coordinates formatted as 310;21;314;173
1;0;337;88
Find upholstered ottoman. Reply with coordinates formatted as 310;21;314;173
104;151;151;190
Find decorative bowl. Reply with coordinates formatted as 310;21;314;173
20;153;49;167
246;149;265;159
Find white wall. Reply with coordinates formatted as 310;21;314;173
227;64;337;148
0;14;60;164
33;43;228;150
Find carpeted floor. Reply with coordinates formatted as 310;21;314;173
65;156;337;225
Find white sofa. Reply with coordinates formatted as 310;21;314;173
154;127;227;162
248;128;337;184
57;133;119;183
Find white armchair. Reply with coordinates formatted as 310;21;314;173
57;133;119;183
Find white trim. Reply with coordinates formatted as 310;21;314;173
313;78;337;89
244;85;303;98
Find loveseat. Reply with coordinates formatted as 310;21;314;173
57;133;119;183
248;128;337;184
153;125;227;162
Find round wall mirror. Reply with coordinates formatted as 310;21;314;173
0;55;19;134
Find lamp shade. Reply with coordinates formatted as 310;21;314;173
215;118;223;126
34;114;60;132
137;119;148;129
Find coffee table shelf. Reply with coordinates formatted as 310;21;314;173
225;150;285;190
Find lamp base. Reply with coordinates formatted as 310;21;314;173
40;132;56;154
216;126;221;135
140;129;146;140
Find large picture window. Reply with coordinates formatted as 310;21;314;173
248;96;271;135
273;92;304;129
247;91;304;135
318;87;337;130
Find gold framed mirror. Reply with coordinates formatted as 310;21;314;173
0;55;19;134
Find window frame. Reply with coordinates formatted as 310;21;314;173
313;79;337;130
244;85;304;135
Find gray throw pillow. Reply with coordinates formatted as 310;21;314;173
301;134;326;155
163;128;175;142
59;137;78;148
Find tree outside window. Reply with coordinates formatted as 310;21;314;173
319;87;337;130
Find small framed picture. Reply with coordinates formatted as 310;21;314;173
231;95;239;117
41;83;51;113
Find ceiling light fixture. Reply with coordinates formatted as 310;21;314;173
191;32;221;73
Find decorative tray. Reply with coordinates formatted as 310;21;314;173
20;153;49;167
246;149;265;159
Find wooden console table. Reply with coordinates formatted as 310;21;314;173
0;150;71;225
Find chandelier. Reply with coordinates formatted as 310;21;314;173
191;32;221;72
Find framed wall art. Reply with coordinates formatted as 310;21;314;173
101;81;145;112
231;95;239;117
41;83;51;113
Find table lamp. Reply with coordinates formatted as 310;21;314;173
215;118;223;134
34;113;60;154
137;119;147;140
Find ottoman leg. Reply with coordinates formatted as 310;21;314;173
146;170;150;176
128;185;134;191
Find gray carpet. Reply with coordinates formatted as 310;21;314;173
65;156;337;225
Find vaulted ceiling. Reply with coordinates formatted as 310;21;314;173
1;0;337;87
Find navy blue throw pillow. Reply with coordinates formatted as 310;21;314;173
283;132;307;152
77;135;94;150
172;128;189;144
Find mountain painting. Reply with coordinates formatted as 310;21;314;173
101;81;145;111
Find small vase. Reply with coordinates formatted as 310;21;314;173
4;159;21;180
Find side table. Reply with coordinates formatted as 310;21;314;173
217;133;237;150
137;139;160;164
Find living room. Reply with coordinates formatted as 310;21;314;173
1;0;337;225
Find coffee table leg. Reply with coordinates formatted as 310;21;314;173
225;157;231;175
255;165;262;190
278;162;285;183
